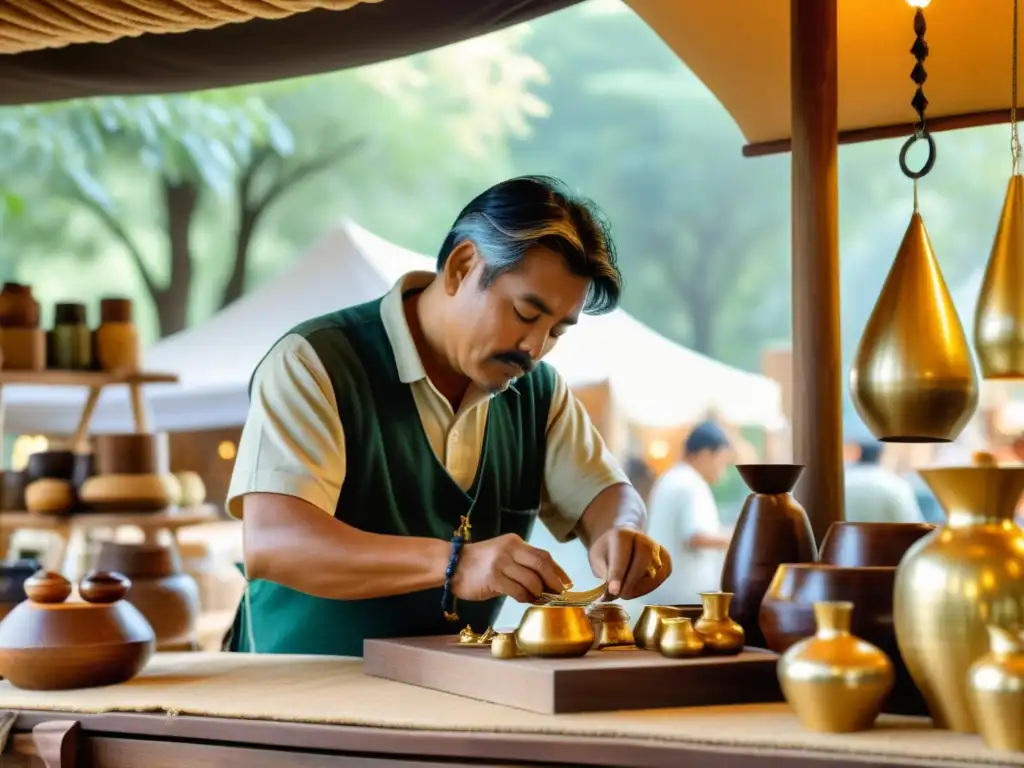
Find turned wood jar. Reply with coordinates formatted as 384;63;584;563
94;542;200;650
48;302;92;370
94;298;140;373
0;283;40;328
93;433;160;475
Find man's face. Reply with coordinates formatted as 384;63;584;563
442;244;591;393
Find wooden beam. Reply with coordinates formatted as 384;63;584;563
744;108;1013;158
790;0;843;544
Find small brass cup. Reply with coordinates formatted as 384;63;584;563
587;603;634;649
634;605;685;650
491;632;522;659
658;617;705;658
515;605;594;658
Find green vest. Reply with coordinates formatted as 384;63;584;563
225;297;555;657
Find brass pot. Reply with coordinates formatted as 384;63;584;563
633;605;684;651
968;626;1024;752
587;603;633;649
514;605;593;658
658;617;705;659
778;601;894;733
894;465;1024;733
694;592;744;655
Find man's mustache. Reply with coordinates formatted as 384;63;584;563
492;351;535;373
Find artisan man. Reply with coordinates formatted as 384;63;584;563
224;175;671;656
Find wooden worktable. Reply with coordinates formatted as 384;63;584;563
1;653;1019;768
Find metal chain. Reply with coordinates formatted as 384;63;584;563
899;8;936;181
1012;0;1021;174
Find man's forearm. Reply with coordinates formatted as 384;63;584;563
575;482;646;548
243;493;450;600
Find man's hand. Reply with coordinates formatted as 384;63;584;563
588;527;671;600
452;533;572;603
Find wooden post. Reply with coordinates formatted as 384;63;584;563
790;0;843;543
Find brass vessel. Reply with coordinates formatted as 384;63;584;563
694;591;745;655
658;617;705;659
894;465;1024;732
976;174;1024;379
633;605;684;651
778;601;894;733
850;212;978;442
490;632;523;660
587;603;633;649
968;625;1024;751
514;605;593;658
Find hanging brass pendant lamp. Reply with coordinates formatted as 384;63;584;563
850;4;979;442
975;0;1024;379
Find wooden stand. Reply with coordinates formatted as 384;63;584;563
0;370;183;569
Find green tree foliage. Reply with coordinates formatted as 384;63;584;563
0;26;547;339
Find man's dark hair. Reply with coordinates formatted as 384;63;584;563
435;175;621;314
858;441;883;465
684;420;730;456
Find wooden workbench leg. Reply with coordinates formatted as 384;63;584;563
790;0;844;544
128;383;150;433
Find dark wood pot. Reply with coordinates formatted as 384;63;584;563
94;542;200;650
25;451;76;483
759;563;926;716
94;434;159;476
818;522;936;567
1;471;27;511
721;464;817;648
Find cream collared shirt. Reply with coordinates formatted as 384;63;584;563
227;271;627;541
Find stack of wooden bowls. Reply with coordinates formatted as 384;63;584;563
78;433;172;512
21;448;94;516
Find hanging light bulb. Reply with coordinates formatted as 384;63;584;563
850;4;979;442
975;0;1024;379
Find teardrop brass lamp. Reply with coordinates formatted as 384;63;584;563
974;0;1024;379
849;4;979;442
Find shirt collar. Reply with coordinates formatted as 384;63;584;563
380;271;434;385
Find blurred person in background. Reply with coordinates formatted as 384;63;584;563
624;454;656;504
639;421;734;606
843;440;923;523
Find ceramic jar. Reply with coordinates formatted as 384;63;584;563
0;283;44;371
894;465;1024;733
778;601;894;733
721;464;816;647
94;298;140;373
968;626;1024;752
694;591;744;654
47;302;92;370
94;542;200;651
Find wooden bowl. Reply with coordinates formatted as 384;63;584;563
78;474;171;512
24;478;74;515
759;563;924;715
0;570;155;690
93;433;159;476
25;450;76;483
818;522;936;567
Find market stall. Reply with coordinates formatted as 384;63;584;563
0;1;1023;767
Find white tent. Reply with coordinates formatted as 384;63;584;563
3;221;783;434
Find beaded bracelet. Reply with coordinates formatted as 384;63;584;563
442;515;472;621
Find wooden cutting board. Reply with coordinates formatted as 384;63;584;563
363;635;783;714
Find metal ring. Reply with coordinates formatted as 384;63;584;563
899;130;937;180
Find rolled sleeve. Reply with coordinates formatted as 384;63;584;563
540;370;628;542
226;334;346;519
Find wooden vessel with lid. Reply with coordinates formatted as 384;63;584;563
0;569;155;690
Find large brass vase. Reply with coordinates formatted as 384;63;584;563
893;466;1024;732
850;212;978;442
975;174;1024;379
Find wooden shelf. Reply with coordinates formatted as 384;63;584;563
0;370;178;387
0;505;219;532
